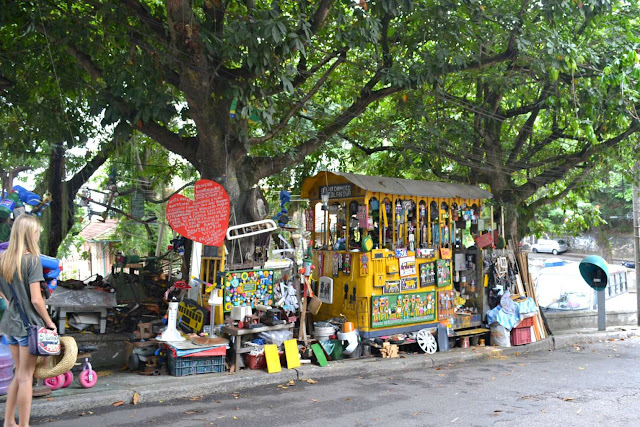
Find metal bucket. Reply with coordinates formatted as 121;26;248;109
314;322;337;341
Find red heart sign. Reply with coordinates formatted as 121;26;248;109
166;179;230;246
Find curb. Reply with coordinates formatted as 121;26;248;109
12;327;639;419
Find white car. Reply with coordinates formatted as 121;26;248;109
531;239;568;255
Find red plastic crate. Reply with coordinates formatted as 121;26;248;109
243;353;266;370
510;326;532;346
516;316;534;329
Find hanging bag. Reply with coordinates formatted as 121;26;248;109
7;284;60;356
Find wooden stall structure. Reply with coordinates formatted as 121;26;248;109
300;172;493;344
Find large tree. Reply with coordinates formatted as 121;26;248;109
2;0;533;262
339;0;640;242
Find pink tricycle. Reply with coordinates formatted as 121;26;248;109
44;346;98;390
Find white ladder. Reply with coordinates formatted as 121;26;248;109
226;219;277;240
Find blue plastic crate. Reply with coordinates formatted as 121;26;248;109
168;354;227;376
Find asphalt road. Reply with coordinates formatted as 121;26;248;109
31;336;640;427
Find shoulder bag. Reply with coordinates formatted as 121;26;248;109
7;284;60;356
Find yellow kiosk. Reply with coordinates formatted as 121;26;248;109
301;172;493;351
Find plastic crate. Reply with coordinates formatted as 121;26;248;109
510;326;532;346
243;353;266;370
516;316;534;328
168;354;227;376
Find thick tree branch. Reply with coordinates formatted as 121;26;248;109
526;165;593;210
0;74;13;91
249;53;346;146
341;133;398;155
246;83;402;181
79;194;153;238
135;121;199;166
122;0;169;44
66;136;121;196
507;106;541;165
292;50;343;89
310;0;334;34
520;122;640;196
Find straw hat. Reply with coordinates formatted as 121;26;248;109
34;336;78;379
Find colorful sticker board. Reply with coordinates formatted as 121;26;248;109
371;291;436;328
436;259;452;287
223;269;274;312
419;262;436;287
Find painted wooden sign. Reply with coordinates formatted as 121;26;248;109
166;179;230;246
371;290;436;328
222;269;274;312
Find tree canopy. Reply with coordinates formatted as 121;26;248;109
3;0;640;257
336;0;640;239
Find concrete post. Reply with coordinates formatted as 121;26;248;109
597;289;606;331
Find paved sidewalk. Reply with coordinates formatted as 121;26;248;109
2;325;639;419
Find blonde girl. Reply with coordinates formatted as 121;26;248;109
0;214;56;427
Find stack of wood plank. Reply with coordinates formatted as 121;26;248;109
509;243;550;340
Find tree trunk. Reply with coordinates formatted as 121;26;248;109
40;145;74;257
199;164;270;268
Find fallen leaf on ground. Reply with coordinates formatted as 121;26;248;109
133;392;140;405
113;401;124;407
491;377;496;381
190;396;203;401
311;399;319;402
47;397;54;401
305;379;318;384
79;412;86;416
578;367;585;370
288;380;295;385
233;416;238;420
563;397;574;401
233;393;239;399
185;410;201;415
345;398;352;401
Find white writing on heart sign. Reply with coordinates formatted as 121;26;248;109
166;179;230;246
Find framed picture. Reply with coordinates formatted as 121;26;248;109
318;276;333;304
401;277;418;291
383;280;401;294
436;259;452;287
399;256;417;277
419;262;436;287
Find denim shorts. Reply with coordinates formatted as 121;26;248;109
3;335;29;347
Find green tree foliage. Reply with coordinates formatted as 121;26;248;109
340;0;640;241
1;1;521;224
